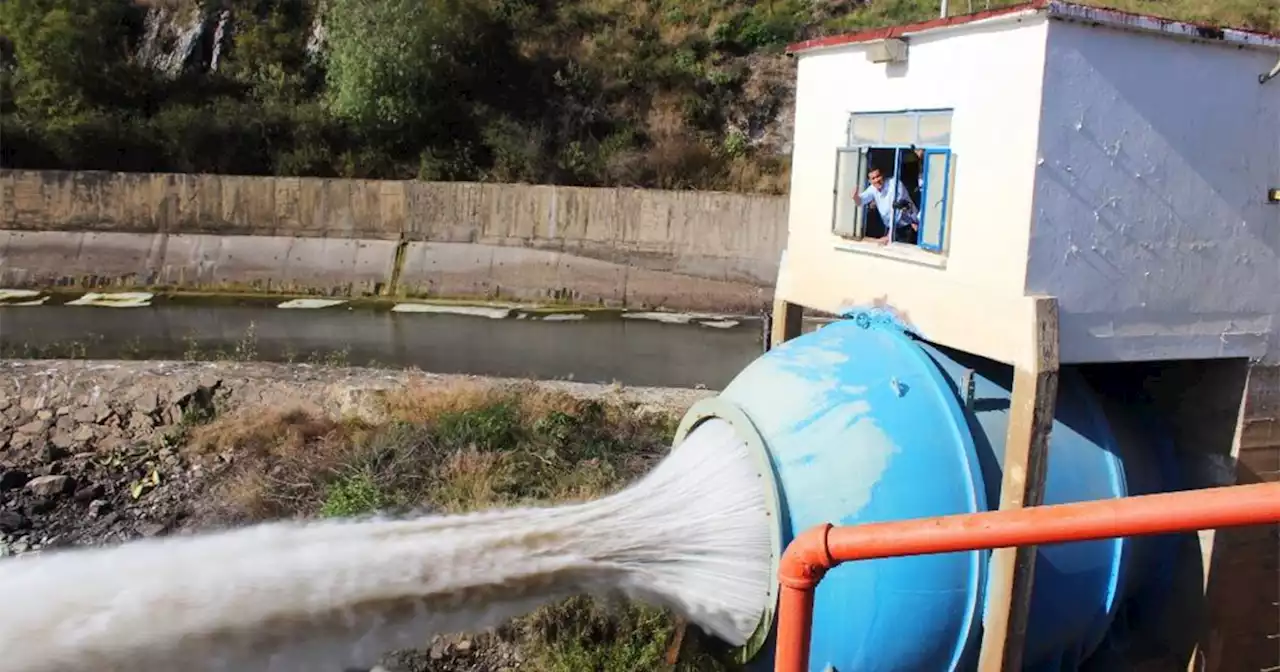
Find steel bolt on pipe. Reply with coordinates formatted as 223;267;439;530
773;481;1280;672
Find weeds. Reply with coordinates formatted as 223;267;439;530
307;347;350;367
435;400;523;451
320;471;393;517
232;323;258;361
0;338;94;360
182;323;263;363
177;324;348;366
529;598;742;672
188;384;671;520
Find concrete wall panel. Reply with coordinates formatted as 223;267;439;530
273;177;302;233
149;174;178;233
10;171;49;229
398;241;497;299
552;252;629;306
624;265;768;313
487;245;565;301
159;234;280;289
242;176;279;234
377;181;408;238
39;173;80;229
0;171;13;228
321;179;355;237
0;230;162;286
1211;364;1280;672
407;182;481;242
157;234;396;295
194;175;223;232
292;178;326;236
285;237;395;294
166;173;199;233
349;179;393;239
399;242;632;306
113;172;160;232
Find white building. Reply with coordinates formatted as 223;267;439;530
776;0;1280;367
771;6;1280;667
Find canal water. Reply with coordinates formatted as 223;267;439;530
0;297;771;390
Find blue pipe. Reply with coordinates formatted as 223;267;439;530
674;314;1176;671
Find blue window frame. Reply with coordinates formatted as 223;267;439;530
918;149;952;252
833;109;955;254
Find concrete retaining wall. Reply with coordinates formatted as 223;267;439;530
0;170;789;311
1209;364;1280;672
1133;360;1280;672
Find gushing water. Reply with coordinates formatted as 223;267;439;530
0;419;772;672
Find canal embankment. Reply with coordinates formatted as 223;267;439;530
0;170;789;313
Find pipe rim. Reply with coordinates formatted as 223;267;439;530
674;396;784;662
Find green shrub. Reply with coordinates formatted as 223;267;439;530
320;472;390;518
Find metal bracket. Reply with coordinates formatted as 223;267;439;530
962;369;976;412
865;38;908;64
1261;57;1280;85
761;310;774;353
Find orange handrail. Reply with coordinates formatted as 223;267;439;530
774;481;1280;672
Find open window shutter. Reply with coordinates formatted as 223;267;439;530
832;147;869;238
918;149;952;252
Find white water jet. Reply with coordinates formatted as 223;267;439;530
0;419;772;672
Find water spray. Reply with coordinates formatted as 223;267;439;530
0;418;772;672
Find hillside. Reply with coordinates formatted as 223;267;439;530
0;0;1275;194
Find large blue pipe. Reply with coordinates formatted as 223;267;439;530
674;314;1178;671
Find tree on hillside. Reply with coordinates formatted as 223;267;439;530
0;0;140;117
322;0;501;134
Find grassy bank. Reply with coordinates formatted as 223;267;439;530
180;382;743;671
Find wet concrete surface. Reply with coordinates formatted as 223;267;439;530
0;304;768;390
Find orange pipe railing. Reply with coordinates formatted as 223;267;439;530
774;481;1280;672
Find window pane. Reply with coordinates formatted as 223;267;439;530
918;113;952;146
884;114;915;144
850;115;883;144
833;148;867;238
919;150;950;251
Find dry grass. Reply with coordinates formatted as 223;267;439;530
1079;0;1277;32
184;382;675;522
827;0;1277;34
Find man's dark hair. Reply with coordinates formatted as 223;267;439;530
868;167;882;177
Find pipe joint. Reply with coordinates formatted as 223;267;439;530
778;523;834;590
